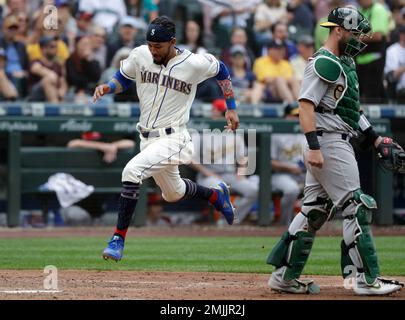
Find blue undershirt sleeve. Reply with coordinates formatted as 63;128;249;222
112;70;133;91
215;61;231;81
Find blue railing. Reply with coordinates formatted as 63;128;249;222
1;102;405;118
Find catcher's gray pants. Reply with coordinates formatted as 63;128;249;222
283;132;364;276
302;132;360;208
197;173;259;222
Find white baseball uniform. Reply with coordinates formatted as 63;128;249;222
119;45;221;202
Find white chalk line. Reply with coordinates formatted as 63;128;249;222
0;290;62;294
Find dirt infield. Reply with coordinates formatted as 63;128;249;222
0;270;404;300
1;226;404;300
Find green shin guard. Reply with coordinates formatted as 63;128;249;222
267;231;294;268
356;205;380;283
341;190;380;284
267;231;315;281
282;231;315;281
267;209;328;281
341;240;355;278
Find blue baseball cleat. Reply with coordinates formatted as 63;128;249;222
102;235;124;262
213;182;238;225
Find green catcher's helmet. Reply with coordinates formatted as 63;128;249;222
320;7;372;57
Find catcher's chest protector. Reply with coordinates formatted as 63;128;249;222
316;49;361;130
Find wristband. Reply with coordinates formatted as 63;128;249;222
226;98;236;110
107;81;116;94
305;131;320;150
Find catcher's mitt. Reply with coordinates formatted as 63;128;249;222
376;137;405;174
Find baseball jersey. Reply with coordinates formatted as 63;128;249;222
298;49;357;135
271;134;306;168
120;45;220;130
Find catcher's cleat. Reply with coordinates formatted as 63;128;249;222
212;182;238;225
102;235;124;262
268;272;320;294
354;274;404;296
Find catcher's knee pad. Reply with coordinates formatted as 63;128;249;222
302;197;336;232
341;189;380;284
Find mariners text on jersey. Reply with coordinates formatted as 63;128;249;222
140;70;192;95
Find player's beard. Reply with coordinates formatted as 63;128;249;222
338;37;347;56
153;47;172;65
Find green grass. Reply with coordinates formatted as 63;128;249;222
0;236;404;275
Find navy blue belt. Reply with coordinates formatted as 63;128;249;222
141;127;174;138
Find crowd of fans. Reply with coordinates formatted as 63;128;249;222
0;0;404;106
1;0;404;226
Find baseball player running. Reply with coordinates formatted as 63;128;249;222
266;7;404;295
93;16;240;262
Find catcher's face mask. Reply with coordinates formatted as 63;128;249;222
321;7;372;58
344;19;373;57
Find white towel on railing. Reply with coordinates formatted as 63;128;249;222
40;173;94;208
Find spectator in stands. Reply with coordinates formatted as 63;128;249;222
14;11;29;44
221;27;256;70
286;0;315;39
290;34;315;84
66;36;102;103
200;0;260;29
189;102;259;224
89;25;108;70
312;0;334;21
106;16;144;67
254;0;288;47
273;21;298;59
228;44;264;105
270;104;306;225
178;20;207;54
28;36;67;103
253;39;300;104
357;0;391;103
127;0;159;24
67;131;135;164
314;0;345;50
384;24;405;103
75;11;94;37
0;14;29;97
3;0;27;16
100;47;139;102
0;47;18;101
54;0;77;52
26;27;70;65
198;0;260;47
388;4;405;45
78;0;127;33
261;21;298;59
27;2;71;62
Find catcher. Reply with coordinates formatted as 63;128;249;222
266;7;405;295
